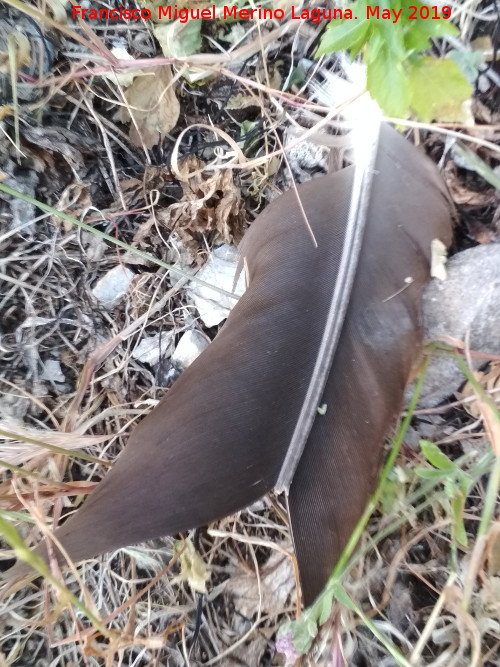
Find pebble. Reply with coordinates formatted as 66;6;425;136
188;245;245;327
92;266;134;309
132;333;174;367
172;330;210;371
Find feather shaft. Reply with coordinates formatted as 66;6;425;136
276;106;382;493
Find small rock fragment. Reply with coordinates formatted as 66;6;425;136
132;333;174;367
188;245;246;327
40;358;65;383
92;266;134;309
3;161;39;233
172;330;209;371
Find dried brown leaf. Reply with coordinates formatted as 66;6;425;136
22;125;94;171
225;548;294;617
0;480;98;512
0;420;108;470
466;219;499;245
486;524;500;577
53;182;92;233
444;162;497;207
160;156;245;256
118;66;180;148
461;362;500;455
0;33;30;74
461;363;500;419
173;537;209;593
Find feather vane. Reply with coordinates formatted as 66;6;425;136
4;124;454;605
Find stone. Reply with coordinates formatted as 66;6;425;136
416;243;500;407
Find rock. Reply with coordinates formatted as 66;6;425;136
40;358;65;383
92;266;134;309
416;243;500;407
3;161;39;234
132;333;174;367
188;245;246;327
171;330;209;371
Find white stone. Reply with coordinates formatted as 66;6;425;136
172;330;210;370
40;358;65;383
412;243;500;407
188;245;246;327
92;266;134;309
132;333;174;366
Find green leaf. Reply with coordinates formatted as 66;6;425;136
402;0;458;52
409;57;472;122
420;440;456;471
284;64;306;91
288;610;318;654
366;36;410;117
370;0;406;60
173;537;209;593
153;17;202;58
315;589;335;625
452;142;500;191
378;477;400;514
414;467;448;480
316;16;370;57
404;20;457;52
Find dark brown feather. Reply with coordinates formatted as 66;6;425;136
5;125;454;605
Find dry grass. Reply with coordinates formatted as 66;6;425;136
1;1;500;665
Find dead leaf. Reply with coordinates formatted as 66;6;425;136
0;480;98;512
21;125;96;174
0;420;109;470
224;635;269;667
225;547;295;618
173;537;209;593
486;523;500;577
461;363;500;419
0;33;31;74
461;362;500;455
466;218;499;245
160;155;245;256
118;66;180;148
53;182;92;233
444;161;498;207
430;238;448;280
480;400;500;457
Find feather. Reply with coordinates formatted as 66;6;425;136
4;124;454;605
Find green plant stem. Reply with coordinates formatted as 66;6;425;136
0;458;41;477
477;453;500;539
453;143;500;191
289;360;429;658
332;582;412;667
329;357;429;578
455;354;500;423
462;454;500;610
0;515;109;636
0;429;111;467
0;509;36;523
451;354;500;609
0;182;239;301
